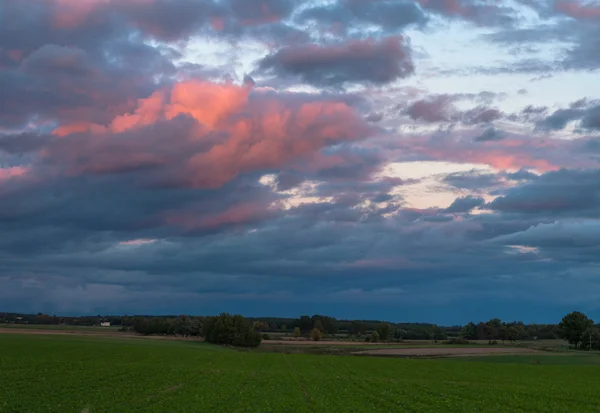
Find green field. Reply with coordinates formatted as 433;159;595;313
2;334;600;412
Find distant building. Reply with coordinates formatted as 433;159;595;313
100;322;111;327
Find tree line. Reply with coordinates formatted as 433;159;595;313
1;310;597;349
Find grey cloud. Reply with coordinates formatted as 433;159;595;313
536;108;583;131
405;95;455;122
297;0;427;35
444;195;485;213
492;220;600;249
442;170;504;190
487;169;600;217
505;169;539;181
462;107;503;125
256;36;414;88
536;101;600;131
474;127;506;142
581;105;600;130
0;132;50;154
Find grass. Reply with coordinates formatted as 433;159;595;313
456;354;600;365
257;342;483;356
2;334;600;412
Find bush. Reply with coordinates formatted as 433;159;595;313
370;331;380;343
203;313;262;348
262;333;271;340
488;339;498;345
310;328;322;341
442;337;470;345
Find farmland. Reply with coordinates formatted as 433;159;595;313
2;333;600;412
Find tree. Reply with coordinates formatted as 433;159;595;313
508;325;524;342
314;320;325;334
350;320;366;336
580;327;600;351
393;328;407;341
558;311;593;348
376;323;391;341
310;328;322;341
460;322;476;340
370;331;380;343
293;327;301;338
297;316;312;333
203;313;261;347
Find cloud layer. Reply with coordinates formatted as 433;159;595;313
2;0;600;323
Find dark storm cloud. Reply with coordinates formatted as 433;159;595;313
256;36;414;87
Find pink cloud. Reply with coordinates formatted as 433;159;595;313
164;201;274;231
44;80;372;188
555;1;600;20
0;166;29;181
382;130;596;173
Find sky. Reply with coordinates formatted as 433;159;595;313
1;0;600;325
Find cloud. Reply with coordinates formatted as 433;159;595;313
256;36;414;88
487;169;600;217
416;0;517;26
3;0;600;322
492;219;600;249
442;170;503;190
405;95;455;122
461;107;503;125
403;94;502;125
297;0;427;35
536;101;600;131
35;80;373;189
474;127;506;142
444;195;485;213
554;1;600;21
386;130;569;172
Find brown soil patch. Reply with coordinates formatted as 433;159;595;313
0;327;203;341
264;339;401;346
355;347;541;358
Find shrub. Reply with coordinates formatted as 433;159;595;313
442;337;470;345
293;327;301;338
488;339;498;345
370;331;380;343
262;333;271;340
310;328;322;341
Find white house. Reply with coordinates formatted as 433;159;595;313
100;322;111;327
